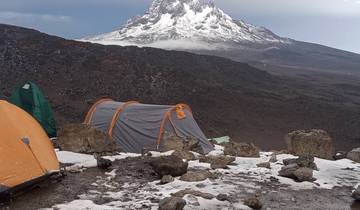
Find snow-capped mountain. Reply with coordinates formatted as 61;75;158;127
82;0;290;49
82;0;360;74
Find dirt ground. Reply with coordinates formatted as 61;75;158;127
1;156;359;210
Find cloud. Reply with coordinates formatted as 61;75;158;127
214;0;360;17
0;11;72;23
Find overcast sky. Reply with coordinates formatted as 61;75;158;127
0;0;359;53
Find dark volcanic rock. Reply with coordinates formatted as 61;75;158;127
149;155;188;177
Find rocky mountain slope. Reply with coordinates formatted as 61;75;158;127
0;24;359;150
82;0;360;74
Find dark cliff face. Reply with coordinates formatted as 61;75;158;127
0;24;359;150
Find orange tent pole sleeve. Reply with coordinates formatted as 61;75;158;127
176;103;193;115
108;101;139;138
156;109;173;147
84;98;113;124
156;104;194;147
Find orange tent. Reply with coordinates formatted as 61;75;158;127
0;100;59;197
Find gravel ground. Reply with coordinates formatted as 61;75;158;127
0;156;359;210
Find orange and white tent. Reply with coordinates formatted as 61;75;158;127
0;100;59;196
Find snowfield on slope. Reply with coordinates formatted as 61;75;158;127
51;145;360;210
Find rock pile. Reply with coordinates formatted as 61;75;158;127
279;156;316;182
223;142;260;157
57;124;119;154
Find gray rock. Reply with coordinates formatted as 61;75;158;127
293;167;314;182
224;142;260;157
285;129;334;160
347;148;360;163
244;196;263;209
269;154;277;163
352;185;360;200
150;155;188;177
160;175;174;185
180;170;212;182
158;197;186;210
216;194;230;201
256;162;271;169
172;150;196;161
283;156;317;170
95;155;112;170
278;164;300;179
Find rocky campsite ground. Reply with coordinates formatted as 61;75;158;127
1;144;359;210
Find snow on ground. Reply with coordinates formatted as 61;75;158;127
56;151;97;168
52;146;360;209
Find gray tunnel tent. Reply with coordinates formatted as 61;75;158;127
84;99;214;154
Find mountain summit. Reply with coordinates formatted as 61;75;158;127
83;0;289;49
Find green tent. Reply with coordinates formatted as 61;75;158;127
9;82;57;138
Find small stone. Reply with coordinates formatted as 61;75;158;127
256;162;271;169
180;170;212;182
216;194;230;201
293;167;314;182
158;197;186;210
352;185;360;200
269;154;277;163
160;175;174;185
244;196;263;209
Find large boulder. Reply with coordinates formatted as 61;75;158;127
57;124;119;154
158;197;186;210
150;155;188;177
285;129;334;160
223;142;260;157
347;148;360;163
